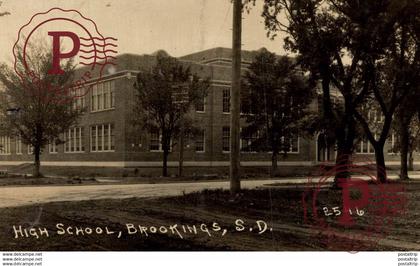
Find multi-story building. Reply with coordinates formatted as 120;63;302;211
0;47;417;170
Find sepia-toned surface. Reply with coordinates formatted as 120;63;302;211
0;0;419;252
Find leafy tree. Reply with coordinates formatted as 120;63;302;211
353;1;420;182
0;44;82;177
260;0;418;183
241;49;315;177
133;53;210;177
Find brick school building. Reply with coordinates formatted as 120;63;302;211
0;47;415;173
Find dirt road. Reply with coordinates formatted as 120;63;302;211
1;174;418;208
0;179;286;208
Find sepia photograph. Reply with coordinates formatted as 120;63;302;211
0;0;418;263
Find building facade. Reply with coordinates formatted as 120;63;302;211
0;47;417;168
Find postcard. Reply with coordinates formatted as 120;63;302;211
0;0;418;265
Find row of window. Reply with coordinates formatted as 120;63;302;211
222;127;299;153
70;79;223;114
355;134;396;154
0;136;33;155
2;131;399;156
199;88;295;115
193;88;229;113
0;126;299;155
149;127;298;153
70;80;116;111
91;81;115;111
64;127;85;153
71;83;229;114
0;124;115;155
91;124;115;152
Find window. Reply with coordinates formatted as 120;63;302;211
98;83;104;110
91;80;115;111
110;124;115;150
195;129;205;152
195;96;205;112
375;109;383;122
150;129;161;151
103;82;110;109
110;82;115;108
288;135;299;153
0;136;11;154
27;145;33;155
222;126;230;152
356;137;374;154
71;86;86;110
97;125;103;151
16;135;22;155
48;139;58;154
387;133;396;154
281;133;300;153
90;124;115;152
64;127;84;153
222;88;230;113
91;126;96;151
241;130;258;152
91;85;97;111
367;108;384;123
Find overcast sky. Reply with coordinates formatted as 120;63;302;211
0;0;288;64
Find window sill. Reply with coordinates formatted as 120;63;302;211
267;151;300;154
90;150;115;153
90;107;116;114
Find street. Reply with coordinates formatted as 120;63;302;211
0;179;287;208
0;174;419;208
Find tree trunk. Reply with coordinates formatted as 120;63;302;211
162;149;169;177
399;124;410;179
178;134;184;177
334;149;351;180
408;151;414;171
271;152;278;178
333;121;355;185
33;145;41;178
374;144;387;183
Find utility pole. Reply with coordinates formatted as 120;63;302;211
230;0;242;194
178;122;184;178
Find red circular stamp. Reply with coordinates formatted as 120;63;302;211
13;7;118;104
302;155;408;251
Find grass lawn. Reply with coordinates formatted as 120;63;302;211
0;181;419;251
